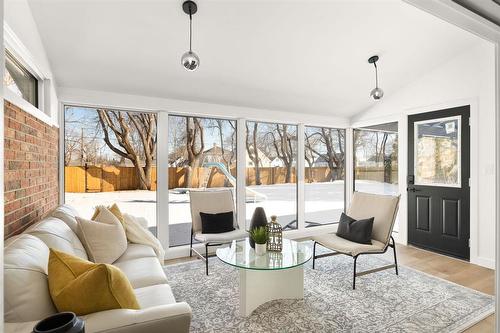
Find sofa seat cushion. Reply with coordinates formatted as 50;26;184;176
134;284;176;309
114;257;168;289
115;244;157;264
4;234;57;322
312;233;386;257
25;217;88;260
194;229;247;243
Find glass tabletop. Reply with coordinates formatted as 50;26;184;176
216;238;312;271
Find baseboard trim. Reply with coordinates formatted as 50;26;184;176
471;256;495;270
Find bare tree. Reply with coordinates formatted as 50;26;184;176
209;119;236;186
64;136;80;166
266;124;296;183
305;128;345;181
210;119;236;169
185;117;205;187
246;122;262;185
304;132;322;183
97;110;157;190
64;112;103;166
168;117;188;166
353;129;397;184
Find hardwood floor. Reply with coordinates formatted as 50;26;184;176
165;242;495;332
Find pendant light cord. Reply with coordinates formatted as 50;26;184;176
374;62;379;88
189;10;193;52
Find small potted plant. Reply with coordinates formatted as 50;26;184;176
249;226;268;256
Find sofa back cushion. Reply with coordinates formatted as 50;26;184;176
4;234;57;322
50;204;80;233
25;217;88;260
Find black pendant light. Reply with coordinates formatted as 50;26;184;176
368;55;384;100
181;1;199;71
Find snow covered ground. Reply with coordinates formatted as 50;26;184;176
66;180;398;229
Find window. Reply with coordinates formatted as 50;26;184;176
168;115;237;247
245;121;297;230
414;116;460;187
64;106;157;234
354;122;398;196
4;50;38;107
304;126;346;226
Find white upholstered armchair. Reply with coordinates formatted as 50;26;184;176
189;190;247;275
312;192;400;289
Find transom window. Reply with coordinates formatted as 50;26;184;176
4;49;39;107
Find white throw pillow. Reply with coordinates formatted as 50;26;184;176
76;208;127;264
122;213;165;262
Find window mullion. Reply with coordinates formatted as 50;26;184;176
157;111;169;250
297;124;305;230
236;118;247;230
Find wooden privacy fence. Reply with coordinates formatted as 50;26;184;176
65;166;158;193
355;167;398;183
65;165;396;193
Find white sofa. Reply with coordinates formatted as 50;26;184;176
4;204;192;333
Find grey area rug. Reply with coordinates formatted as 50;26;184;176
164;245;494;333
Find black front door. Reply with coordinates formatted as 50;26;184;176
407;106;470;260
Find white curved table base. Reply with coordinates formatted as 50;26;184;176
239;266;304;316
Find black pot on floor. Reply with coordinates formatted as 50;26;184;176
249;207;268;248
33;312;85;333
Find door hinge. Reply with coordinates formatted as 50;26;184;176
468;178;471;187
468;239;471;248
469;117;471;127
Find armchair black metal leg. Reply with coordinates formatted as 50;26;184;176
391;236;399;275
190;232;193;258
205;244;209;276
312;241;317;269
353;256;358;290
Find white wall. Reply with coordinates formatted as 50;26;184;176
352;41;496;268
4;0;58;125
58;87;350;128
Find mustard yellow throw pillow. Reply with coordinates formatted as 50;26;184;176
48;248;140;316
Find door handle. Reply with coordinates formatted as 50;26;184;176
407;187;421;192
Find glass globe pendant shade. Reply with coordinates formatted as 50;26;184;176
181;50;200;71
370;87;384;100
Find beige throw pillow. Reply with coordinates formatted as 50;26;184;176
76;208;127;264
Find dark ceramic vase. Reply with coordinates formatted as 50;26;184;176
33;312;85;333
249;207;268;248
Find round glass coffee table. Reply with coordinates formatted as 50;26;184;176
216;238;312;316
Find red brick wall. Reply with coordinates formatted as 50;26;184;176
4;101;59;238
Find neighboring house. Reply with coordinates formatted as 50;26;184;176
313;156;332;167
169;144;236;168
269;157;285;167
245;145;273;167
201;144;235;167
168;147;188;167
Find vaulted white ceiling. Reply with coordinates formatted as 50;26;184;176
28;0;482;117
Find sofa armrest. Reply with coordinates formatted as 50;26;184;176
5;303;192;333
